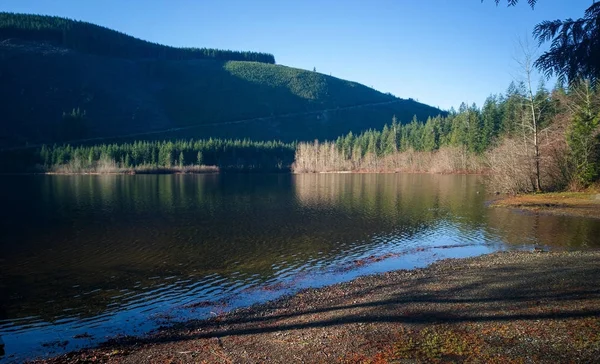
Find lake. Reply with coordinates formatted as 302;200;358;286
1;173;599;361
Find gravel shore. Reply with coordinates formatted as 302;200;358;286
36;250;600;363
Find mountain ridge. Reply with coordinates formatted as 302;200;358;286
0;13;445;148
0;12;275;63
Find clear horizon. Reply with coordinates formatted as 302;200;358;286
1;0;591;111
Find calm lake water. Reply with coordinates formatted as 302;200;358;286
1;173;599;361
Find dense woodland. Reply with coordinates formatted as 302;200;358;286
0;13;275;63
1;4;598;194
1;139;296;173
0;15;443;147
293;0;600;193
3;79;598;193
0;53;442;146
295;80;600;193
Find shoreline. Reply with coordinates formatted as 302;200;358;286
305;169;487;175
2;169;485;176
491;191;600;219
46;165;221;175
32;250;600;363
0;166;220;176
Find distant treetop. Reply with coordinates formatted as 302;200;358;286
0;12;276;64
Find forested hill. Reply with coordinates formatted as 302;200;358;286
0;13;444;148
0;13;275;63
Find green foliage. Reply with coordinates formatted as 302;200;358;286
567;102;600;186
490;1;600;83
534;3;600;83
422;117;440;151
0;40;444;147
178;151;184;167
329;110;471;160
0;12;275;63
481;95;502;150
15;138;297;173
13;80;597;182
322;82;570;165
500;82;524;136
222;61;390;105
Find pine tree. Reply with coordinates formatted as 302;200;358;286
178;152;185;167
566;80;600;186
481;95;501;150
87;149;95;166
124;153;131;168
422;117;439;151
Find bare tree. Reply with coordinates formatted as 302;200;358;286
513;37;544;191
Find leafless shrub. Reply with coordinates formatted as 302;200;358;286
293;142;485;174
293;141;352;173
486;121;570;193
486;138;537;193
49;158;218;174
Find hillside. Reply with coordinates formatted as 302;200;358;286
0;12;275;63
0;13;444;148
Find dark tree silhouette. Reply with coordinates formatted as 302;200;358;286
534;3;600;83
493;0;537;8
0;13;276;64
488;1;600;83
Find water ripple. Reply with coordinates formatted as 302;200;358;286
1;174;599;362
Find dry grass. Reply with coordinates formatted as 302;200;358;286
132;165;219;174
48;163;218;175
491;191;600;219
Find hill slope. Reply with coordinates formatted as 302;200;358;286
0;12;275;63
0;14;444;147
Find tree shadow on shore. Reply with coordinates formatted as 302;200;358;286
95;253;600;350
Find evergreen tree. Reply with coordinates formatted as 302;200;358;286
178;151;185;167
481;95;502;150
384;124;398;155
566;81;600;186
422;117;439;151
342;131;354;159
466;103;483;154
501;82;525;136
366;131;378;156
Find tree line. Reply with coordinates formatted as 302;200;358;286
295;79;599;192
2;139;296;173
0;12;275;64
1;78;596;191
320;80;554;157
1;78;596;193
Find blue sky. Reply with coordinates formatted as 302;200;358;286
1;0;591;110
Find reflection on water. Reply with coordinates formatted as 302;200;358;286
0;173;598;361
486;207;600;248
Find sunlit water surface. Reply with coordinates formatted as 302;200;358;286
1;174;599;362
